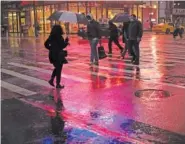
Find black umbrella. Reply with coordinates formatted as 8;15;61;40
111;13;130;23
48;11;88;25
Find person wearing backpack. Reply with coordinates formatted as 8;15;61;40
44;25;69;89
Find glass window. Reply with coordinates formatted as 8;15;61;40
36;6;44;33
79;2;86;14
91;7;96;20
8;12;13;32
44;5;51;33
68;2;78;33
97;8;102;22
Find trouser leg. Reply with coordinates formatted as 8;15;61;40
53;63;63;85
108;38;113;53
133;40;140;62
92;39;99;62
90;40;94;62
113;37;123;51
122;41;128;58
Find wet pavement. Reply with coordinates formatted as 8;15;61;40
1;33;185;144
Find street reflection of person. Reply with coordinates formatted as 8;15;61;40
47;25;69;89
50;89;66;143
86;14;101;66
108;21;124;55
121;21;131;59
127;14;143;65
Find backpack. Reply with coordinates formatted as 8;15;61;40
44;37;52;50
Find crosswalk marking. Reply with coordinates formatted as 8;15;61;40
1;80;37;96
1;68;50;87
7;61;185;89
8;62;91;83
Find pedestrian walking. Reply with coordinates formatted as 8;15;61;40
86;14;101;66
173;17;183;39
108;21;124;55
121;21;133;59
45;25;69;88
34;21;40;37
127;14;143;65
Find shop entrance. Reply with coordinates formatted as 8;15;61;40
8;12;20;33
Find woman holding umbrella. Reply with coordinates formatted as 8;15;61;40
46;25;69;89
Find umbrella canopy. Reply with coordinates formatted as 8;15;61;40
48;11;88;24
111;13;130;23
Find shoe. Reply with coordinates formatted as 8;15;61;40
48;79;55;87
89;62;94;66
94;61;99;66
133;61;139;65
56;84;64;89
131;57;136;63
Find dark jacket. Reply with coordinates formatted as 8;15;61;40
48;35;68;64
109;23;119;38
127;20;143;40
87;20;101;40
122;22;130;43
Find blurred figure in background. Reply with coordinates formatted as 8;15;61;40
108;21;124;55
127;14;143;65
86;14;101;66
173;17;183;39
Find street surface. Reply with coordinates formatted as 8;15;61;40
1;33;185;144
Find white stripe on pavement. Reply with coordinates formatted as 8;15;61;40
8;62;91;83
1;69;50;87
29;62;185;89
37;61;185;89
1;80;37;96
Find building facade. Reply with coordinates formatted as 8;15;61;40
1;1;159;35
173;1;185;25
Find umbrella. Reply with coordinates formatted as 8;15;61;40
48;11;88;25
111;13;130;23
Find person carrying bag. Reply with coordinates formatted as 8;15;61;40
44;25;69;89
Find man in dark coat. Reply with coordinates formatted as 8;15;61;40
108;21;123;54
127;14;143;65
121;21;133;59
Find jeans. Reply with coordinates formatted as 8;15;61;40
51;62;63;85
108;37;123;53
128;40;140;62
89;38;99;62
173;28;182;38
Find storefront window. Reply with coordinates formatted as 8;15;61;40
97;8;102;22
44;6;51;33
8;12;20;33
79;2;86;14
102;7;106;19
8;13;13;32
138;5;142;22
36;6;44;33
91;7;97;20
68;2;78;33
133;5;137;17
